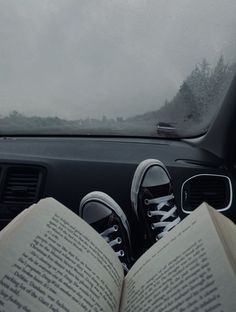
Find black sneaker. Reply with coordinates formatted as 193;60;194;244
79;191;133;273
131;159;181;248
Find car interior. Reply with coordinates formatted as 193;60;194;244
0;74;235;259
1;1;236;268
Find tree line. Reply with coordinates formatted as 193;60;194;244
132;56;236;129
0;56;235;136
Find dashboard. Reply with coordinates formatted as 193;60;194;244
0;136;235;256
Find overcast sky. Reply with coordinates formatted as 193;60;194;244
0;0;236;119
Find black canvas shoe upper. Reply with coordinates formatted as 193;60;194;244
79;192;133;272
131;159;181;249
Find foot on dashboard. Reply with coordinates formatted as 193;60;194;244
79;191;133;273
131;159;181;249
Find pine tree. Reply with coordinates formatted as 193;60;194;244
177;82;199;122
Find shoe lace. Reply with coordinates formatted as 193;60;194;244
145;194;181;240
100;225;128;273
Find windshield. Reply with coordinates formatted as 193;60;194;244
1;0;236;137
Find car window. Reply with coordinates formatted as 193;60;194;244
0;0;236;137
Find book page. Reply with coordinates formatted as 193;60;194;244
209;208;236;272
0;208;33;241
0;198;124;312
120;203;236;312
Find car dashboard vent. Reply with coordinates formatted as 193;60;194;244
1;166;44;207
181;174;232;213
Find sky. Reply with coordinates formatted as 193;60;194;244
0;0;236;120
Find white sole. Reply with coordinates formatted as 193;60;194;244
130;159;170;216
79;191;131;243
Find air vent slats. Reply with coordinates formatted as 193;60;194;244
1;167;44;207
182;174;231;213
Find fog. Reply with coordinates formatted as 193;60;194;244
0;0;236;119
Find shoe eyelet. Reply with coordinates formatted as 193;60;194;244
151;223;155;230
144;199;149;205
119;250;125;257
117;237;122;244
113;225;119;231
147;211;152;217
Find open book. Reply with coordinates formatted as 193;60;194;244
0;198;235;312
